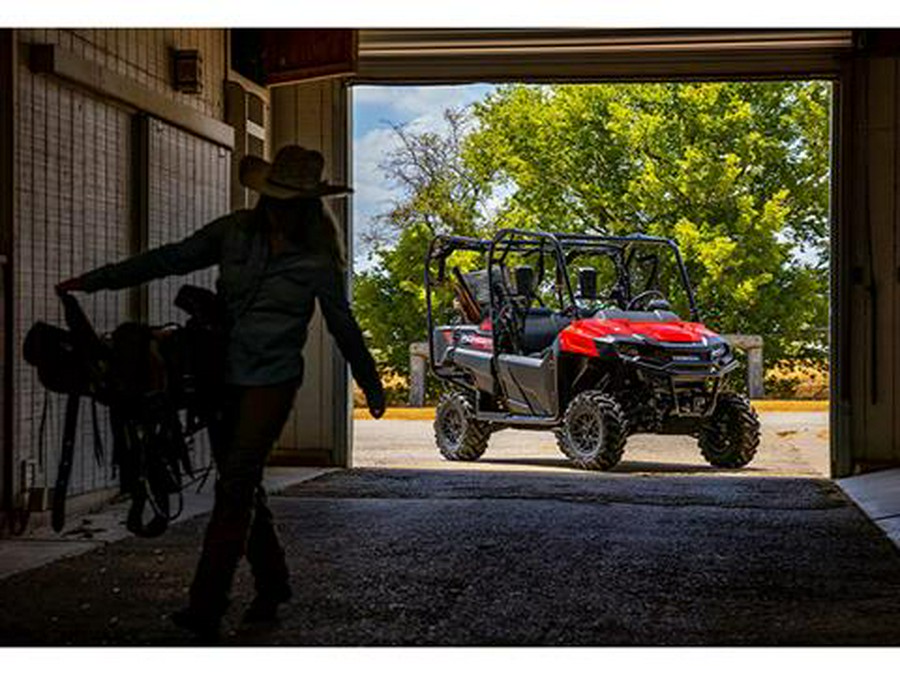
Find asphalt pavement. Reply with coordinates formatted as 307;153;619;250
3;411;900;645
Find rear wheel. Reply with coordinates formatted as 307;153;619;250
698;393;761;468
434;393;491;461
555;391;627;470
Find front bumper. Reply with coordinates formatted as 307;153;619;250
604;339;739;417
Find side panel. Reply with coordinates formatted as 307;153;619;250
496;353;557;417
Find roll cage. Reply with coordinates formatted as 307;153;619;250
425;229;701;378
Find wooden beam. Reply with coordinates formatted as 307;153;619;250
28;43;234;150
833;66;854;479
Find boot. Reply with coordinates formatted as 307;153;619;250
242;584;292;624
171;606;221;642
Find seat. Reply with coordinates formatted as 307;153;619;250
521;307;571;354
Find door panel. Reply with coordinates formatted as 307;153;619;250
496;353;557;416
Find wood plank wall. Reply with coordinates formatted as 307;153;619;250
12;29;228;499
270;78;351;465
832;55;900;477
840;53;900;475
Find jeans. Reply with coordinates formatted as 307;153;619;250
188;378;299;618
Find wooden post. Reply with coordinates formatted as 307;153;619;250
409;342;429;406
723;334;765;399
130;114;150;322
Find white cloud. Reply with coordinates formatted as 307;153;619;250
351;126;403;262
351;84;497;270
354;85;492;120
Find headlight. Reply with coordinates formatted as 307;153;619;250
616;343;642;359
710;342;729;360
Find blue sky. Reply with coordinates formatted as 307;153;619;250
351;84;496;269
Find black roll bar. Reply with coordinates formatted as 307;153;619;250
425;234;493;377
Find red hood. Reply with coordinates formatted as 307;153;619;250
567;317;718;343
558;317;718;356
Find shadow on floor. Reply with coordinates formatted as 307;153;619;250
474;456;768;475
0;466;898;646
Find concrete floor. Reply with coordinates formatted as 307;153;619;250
4;411;900;645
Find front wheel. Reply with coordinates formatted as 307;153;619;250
698;393;761;468
555;391;627;470
434;393;491;461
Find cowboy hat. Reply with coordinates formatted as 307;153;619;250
239;145;352;199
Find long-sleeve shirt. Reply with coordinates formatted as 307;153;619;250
79;209;383;395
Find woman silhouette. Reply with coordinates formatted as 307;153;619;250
58;146;386;639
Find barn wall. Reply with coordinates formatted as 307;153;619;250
270;79;351;466
1;30;15;514
836;48;900;476
11;29;230;505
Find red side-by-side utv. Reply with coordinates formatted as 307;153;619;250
425;229;760;470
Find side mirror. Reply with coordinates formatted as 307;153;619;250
578;268;597;300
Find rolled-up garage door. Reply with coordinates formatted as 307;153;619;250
355;29;854;83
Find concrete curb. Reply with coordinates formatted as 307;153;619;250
353;400;830;420
836;468;900;550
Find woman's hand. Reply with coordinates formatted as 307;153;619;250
56;277;85;294
367;388;386;419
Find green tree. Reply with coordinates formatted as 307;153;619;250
355;82;832;396
354;109;493;402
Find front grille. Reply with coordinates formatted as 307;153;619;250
642;344;710;365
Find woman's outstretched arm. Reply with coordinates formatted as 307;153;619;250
59;213;233;293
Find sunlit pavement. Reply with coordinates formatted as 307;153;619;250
5;410;900;646
352;411;830;477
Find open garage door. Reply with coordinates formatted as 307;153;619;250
344;29;854;475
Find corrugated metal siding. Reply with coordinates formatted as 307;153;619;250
146;118;227;325
64;29;225;120
11;28;230;500
14;69;132;497
146;117;230;472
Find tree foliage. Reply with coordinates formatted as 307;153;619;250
354;82;832;396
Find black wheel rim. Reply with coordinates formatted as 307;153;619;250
570;408;604;459
440;405;465;450
707;410;735;455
